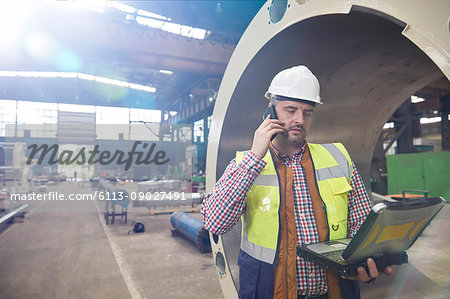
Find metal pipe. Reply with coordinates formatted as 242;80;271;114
206;1;449;297
170;212;211;252
0;204;28;225
0;204;28;233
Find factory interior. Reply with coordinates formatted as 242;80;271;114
0;1;449;299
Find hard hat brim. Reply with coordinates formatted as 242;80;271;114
264;92;323;105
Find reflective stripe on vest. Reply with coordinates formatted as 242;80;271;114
308;143;353;240
236;150;280;264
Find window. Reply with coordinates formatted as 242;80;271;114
16;101;57;138
193;119;204;143
0;99;17;137
96;106;129;140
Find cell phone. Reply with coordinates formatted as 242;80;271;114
263;105;278;141
263;105;278;121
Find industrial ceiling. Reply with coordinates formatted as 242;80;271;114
0;1;264;112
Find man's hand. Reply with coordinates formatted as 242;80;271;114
342;258;394;283
250;115;285;158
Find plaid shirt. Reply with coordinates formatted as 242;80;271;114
201;142;372;296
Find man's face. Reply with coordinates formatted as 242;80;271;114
273;100;314;146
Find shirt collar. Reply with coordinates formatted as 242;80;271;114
270;141;307;161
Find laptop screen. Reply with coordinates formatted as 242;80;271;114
342;197;445;261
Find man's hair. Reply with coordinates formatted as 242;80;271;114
270;95;279;106
270;95;316;108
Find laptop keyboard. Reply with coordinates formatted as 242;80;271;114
322;249;345;262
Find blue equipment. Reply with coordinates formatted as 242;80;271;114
170;212;211;252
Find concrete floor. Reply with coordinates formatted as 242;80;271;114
0;181;448;299
0;182;222;299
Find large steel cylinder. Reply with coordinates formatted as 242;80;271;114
206;0;449;298
170;212;211;253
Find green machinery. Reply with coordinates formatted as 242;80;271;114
387;152;450;202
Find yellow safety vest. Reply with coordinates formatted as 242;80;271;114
236;143;353;264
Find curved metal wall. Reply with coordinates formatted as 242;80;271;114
206;1;450;297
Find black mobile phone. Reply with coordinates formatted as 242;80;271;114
263;105;278;141
263;105;278;121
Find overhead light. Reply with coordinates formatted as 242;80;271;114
136;9;169;21
411;95;425;103
109;2;136;14
134;15;207;39
0;71;76;78
0;71;156;93
159;69;173;75
420;117;441;124
67;0;107;13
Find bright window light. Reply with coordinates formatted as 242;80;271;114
59;103;96;113
163;22;182;34
420;117;441;124
0;71;76;78
0;100;17;137
130;108;161;123
137;9;169;21
133;15;206;39
194;119;204;143
17;101;57;124
0;71;156;93
411;95;426;103
109;2;136;14
159;69;173;75
77;73;96;81
135;16;164;29
163;111;178;121
0;100;17;123
96;106;129;124
67;1;206;39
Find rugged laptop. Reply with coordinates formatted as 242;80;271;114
297;197;445;276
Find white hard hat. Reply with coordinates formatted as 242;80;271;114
265;65;322;105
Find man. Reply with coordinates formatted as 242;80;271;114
201;65;392;298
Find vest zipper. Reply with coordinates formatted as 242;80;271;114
284;165;288;298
